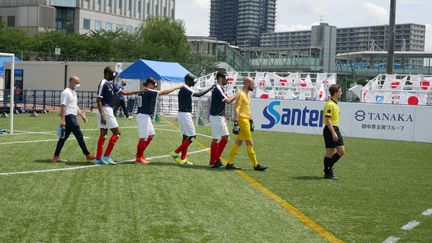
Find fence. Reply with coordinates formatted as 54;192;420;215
362;74;432;105
0;89;98;114
0;89;234;124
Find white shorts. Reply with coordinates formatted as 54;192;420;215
136;113;155;139
96;106;119;129
210;115;229;140
178;112;196;137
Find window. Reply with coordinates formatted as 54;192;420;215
119;0;123;9
147;2;150;15
108;0;112;7
116;25;123;31
7;16;15;27
83;18;90;30
127;25;132;33
106;22;113;31
95;20;102;30
129;0;132;11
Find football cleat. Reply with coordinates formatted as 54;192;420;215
52;156;67;162
209;159;225;169
102;156;116;165
135;156;150;165
170;151;179;161
175;157;186;165
94;159;108;165
254;164;268;171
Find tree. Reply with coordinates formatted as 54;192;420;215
138;17;189;62
0;22;32;53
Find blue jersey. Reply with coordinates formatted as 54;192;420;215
97;79;119;108
178;85;195;112
137;89;159;115
210;84;227;116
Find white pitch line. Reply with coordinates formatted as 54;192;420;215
8;130;57;136
0;148;209;176
401;220;420;231
0;137;90;145
421;208;432;216
383;236;400;243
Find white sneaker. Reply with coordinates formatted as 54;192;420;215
127;116;134;120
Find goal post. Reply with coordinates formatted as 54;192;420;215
0;52;15;135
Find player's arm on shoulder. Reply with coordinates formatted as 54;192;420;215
120;89;142;96
160;84;183;95
193;85;214;97
225;92;237;104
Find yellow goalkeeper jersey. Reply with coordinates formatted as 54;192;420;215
236;90;251;120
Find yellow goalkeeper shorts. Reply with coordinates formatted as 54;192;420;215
237;118;252;140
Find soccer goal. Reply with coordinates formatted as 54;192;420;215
0;52;15;135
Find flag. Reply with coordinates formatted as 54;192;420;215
327;74;337;85
399;91;428;105
316;73;327;86
282;90;296;100
316;83;326;101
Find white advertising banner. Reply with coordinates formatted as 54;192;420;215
251;99;432;143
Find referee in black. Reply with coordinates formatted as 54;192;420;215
322;84;345;180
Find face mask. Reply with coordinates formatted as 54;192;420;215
75;83;81;90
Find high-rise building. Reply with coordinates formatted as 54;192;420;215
260;23;426;69
336;23;425;53
260;23;337;72
0;0;175;35
210;0;276;47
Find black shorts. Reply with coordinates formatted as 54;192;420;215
323;126;344;148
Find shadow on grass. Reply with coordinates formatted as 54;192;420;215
146;161;225;171
33;160;93;166
33;159;53;163
33;159;229;172
292;175;323;180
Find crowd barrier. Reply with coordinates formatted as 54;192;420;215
251;98;432;143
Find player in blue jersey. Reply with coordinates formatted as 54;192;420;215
170;73;215;165
135;77;183;164
95;66;143;165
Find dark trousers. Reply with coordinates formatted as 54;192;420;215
54;115;90;156
114;99;129;118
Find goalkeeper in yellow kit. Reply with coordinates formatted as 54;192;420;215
226;77;268;171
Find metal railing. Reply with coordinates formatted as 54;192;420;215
0;89;98;113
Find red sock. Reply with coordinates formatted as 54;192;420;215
210;141;219;164
96;135;106;160
216;139;228;160
141;135;154;156
136;139;147;158
180;140;191;160
175;139;190;154
104;134;119;157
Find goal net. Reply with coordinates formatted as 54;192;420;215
0;53;15;135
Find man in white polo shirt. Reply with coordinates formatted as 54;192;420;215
53;76;95;162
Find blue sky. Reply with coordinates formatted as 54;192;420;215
176;0;432;51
